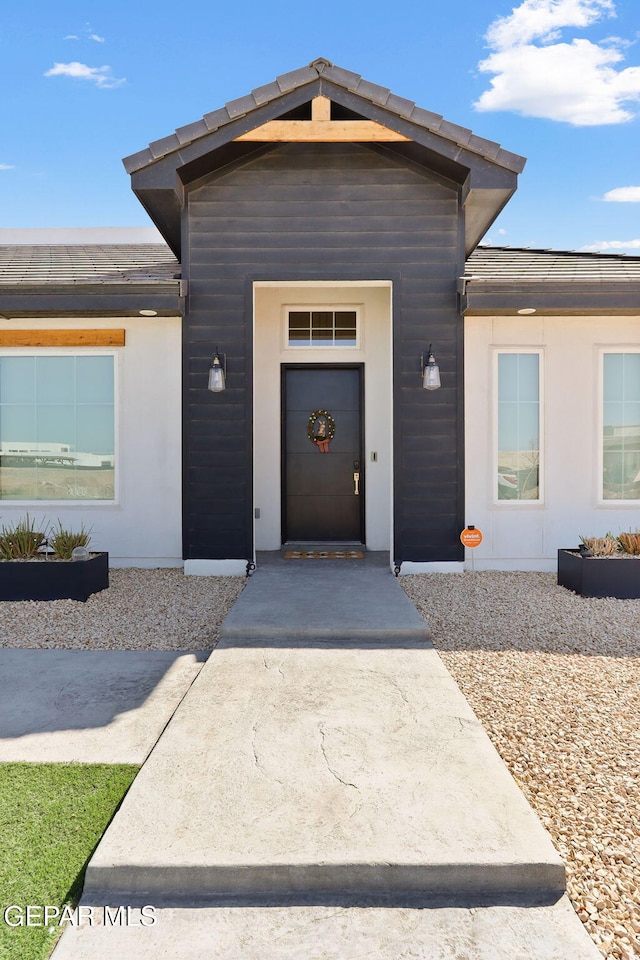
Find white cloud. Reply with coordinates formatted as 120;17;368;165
63;24;105;42
580;239;640;249
486;0;615;50
475;0;640;125
0;164;15;171
601;186;640;201
44;62;125;89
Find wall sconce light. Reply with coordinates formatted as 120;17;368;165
208;349;227;393
421;345;441;391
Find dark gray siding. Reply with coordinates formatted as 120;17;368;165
183;142;464;563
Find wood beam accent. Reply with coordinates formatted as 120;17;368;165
312;95;331;121
0;329;126;347
234;96;411;143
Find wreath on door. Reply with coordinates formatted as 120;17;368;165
307;409;335;453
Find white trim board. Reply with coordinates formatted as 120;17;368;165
184;559;247;577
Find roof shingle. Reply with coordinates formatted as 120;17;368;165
467;246;640;282
2;243;638;290
122;58;526;176
0;244;179;286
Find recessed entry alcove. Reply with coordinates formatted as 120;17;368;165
253;281;393;554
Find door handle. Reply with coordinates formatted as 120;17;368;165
353;472;360;495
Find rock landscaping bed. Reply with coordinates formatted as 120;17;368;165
0;568;245;649
402;571;639;960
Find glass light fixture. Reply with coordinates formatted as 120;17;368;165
208;350;226;393
422;345;441;391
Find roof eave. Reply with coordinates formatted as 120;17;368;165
0;282;182;319
463;279;640;316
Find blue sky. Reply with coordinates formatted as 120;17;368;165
1;0;639;252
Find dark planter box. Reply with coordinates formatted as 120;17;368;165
558;548;640;599
0;552;109;602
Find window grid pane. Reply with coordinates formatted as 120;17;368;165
497;353;540;501
288;310;357;347
0;356;115;501
603;354;640;500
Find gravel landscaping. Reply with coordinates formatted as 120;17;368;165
0;568;245;649
0;567;637;958
402;571;639;960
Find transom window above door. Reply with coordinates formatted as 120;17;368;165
287;309;358;348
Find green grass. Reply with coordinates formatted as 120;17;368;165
0;763;138;960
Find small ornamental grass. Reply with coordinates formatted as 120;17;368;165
618;531;640;555
579;531;640;557
47;522;92;560
0;515;46;560
0;516;92;560
579;534;619;557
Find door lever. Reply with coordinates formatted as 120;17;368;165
353;471;360;495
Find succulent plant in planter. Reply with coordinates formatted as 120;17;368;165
0;514;46;560
558;530;640;598
578;533;618;557
0;515;108;602
47;521;92;560
618;531;640;555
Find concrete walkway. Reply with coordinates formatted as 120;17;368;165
52;553;601;959
0;650;206;764
220;552;429;645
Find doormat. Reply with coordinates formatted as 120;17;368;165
284;550;365;560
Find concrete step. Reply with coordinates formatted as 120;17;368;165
52;897;602;959
82;645;565;904
219;555;431;645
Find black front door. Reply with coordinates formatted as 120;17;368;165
282;366;364;542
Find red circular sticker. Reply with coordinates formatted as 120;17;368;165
460;527;483;548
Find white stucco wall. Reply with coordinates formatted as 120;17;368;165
0;315;182;566
253;283;393;553
465;314;640;570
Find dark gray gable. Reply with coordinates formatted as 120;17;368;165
123;59;526;257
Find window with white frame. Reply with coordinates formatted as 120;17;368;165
496;352;541;501
0;355;115;501
287;309;358;347
602;352;640;501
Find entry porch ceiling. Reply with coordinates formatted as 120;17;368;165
124;60;525;259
